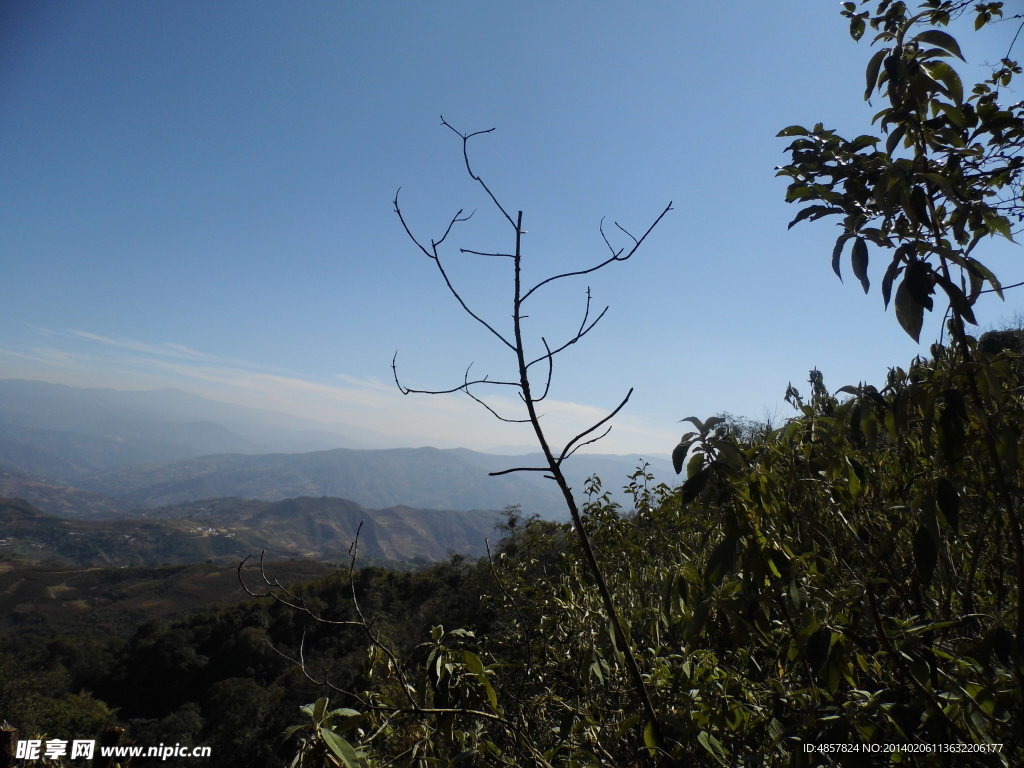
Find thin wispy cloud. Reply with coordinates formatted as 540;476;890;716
68;330;285;372
1;326;676;454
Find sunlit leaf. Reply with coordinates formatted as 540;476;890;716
320;728;363;768
777;125;809;137
922;60;963;105
915;29;965;61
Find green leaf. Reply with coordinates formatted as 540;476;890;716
679;416;704;432
886;124;907;155
899;260;934;311
895;277;926;342
848;134;880;151
788;578;802;610
850;15;866;41
681;467;710;504
882;257;903;310
705;536;736;583
312;697;328;723
914;29;965;61
643;720;658;752
463;650;484;674
832;235;849;281
320;728;363;768
933;100;966;128
852;237;870;293
965;257;1002;299
865;47;888;100
935;274;977;324
847;457;865;497
777;125;809;137
788;205;842;229
703;416;727;431
922;60;963;105
672;439;693;474
986;212;1015;241
909;186;930;226
698;731;729;767
686;450;704;479
919;171;958;199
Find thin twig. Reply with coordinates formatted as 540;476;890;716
238;552;363;627
461;248;515;258
488;465;554;477
394;189;515;351
521;202;673;302
440;116;518;229
348;521;421;710
558;389;633;463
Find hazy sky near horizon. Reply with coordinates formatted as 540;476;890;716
3;1;1023;455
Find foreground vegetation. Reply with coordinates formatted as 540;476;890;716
266;335;1018;767
3;337;1022;765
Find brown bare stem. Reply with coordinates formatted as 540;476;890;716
396;121;671;757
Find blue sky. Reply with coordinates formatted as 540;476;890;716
3;1;1022;455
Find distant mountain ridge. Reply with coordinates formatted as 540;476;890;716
0;379;362;480
72;446;671;518
0;379;674;518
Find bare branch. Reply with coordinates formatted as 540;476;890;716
521;201;673;303
392;188;434;259
440;116;518;229
561;425;613;462
558;388;633;463
395;126;671;747
526;289;609;370
394;354;526;422
599;217;622;258
393;354;520;396
393;191;515;351
238;552;362;627
535;337;554;402
460;248;515;258
432;207;474;250
979;278;1024;294
488;465;554;477
614;220;639;246
348;522;421;710
263;632;368;703
465;386;531;423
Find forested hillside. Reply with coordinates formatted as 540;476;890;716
0;495;500;566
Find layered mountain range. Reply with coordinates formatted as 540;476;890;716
0;379;672;522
